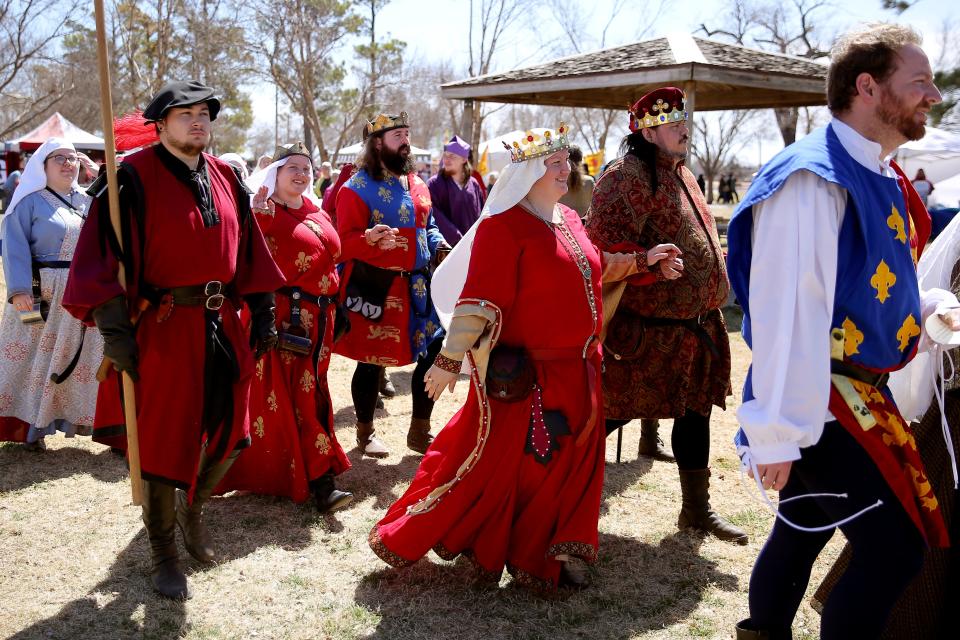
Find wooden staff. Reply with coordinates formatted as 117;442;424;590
94;0;143;506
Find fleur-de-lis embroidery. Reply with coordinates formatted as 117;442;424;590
425;320;437;336
267;390;278;412
318;345;330;362
897;313;921;352
315;432;331;455
352;174;367;189
280;350;296;364
254;416;265;438
398;203;411;223
378;186;393;203
870;259;896;303
842;317;864;356
371;209;384;225
887;204;907;243
412;278;427;298
304;219;326;243
300;370;315;392
295;252;312;272
300;307;314;330
318;274;332;294
414;329;425;346
266;236;279;256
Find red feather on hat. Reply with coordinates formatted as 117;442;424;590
113;111;160;152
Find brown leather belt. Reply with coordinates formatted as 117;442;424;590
144;281;226;310
831;359;890;389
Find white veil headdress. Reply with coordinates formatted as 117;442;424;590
245;149;318;208
431;125;570;329
5;137;78;218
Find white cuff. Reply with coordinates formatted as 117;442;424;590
744;440;802;465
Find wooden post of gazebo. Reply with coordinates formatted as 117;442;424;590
461;99;476;150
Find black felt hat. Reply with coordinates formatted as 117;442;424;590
142;80;221;123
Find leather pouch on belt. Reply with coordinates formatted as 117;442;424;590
485;345;536;402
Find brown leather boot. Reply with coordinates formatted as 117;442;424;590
637;419;676;463
379;368;397;398
407;417;433;454
678;468;748;545
142;480;190;599
356;421;389;458
176;449;239;564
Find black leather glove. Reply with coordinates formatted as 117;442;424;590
92;295;139;381
245;292;278;359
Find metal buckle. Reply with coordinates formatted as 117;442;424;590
204;281;224;310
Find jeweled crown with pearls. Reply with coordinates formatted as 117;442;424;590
501;123;571;163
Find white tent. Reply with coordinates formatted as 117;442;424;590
930;172;960;209
896;126;960;184
332;142;432;165
7;112;104;151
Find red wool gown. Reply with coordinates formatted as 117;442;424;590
370;204;607;590
217;199;350;501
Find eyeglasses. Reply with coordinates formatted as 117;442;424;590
48;154;80;166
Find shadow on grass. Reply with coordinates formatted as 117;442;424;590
342;448;423;511
6;492;317;640
0;442;128;494
6;531;188;640
354;531;738;640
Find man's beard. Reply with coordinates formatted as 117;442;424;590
167;137;207;157
878;86;927;141
381;143;414;175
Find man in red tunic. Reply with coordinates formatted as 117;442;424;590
63;81;285;599
586;87;746;544
335;112;450;457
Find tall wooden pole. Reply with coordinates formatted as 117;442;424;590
94;0;143;506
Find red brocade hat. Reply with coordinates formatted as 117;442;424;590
628;87;688;132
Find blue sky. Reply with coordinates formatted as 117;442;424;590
250;0;956;160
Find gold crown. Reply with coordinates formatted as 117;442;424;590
629;98;687;131
501;123;570;163
365;111;409;138
271;141;311;163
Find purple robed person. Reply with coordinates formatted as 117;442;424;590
428;135;486;245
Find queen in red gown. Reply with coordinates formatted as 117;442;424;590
368;125;682;591
216;143;352;512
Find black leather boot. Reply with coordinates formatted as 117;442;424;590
407;418;433;454
142;480;190;599
310;471;354;513
637;419;676;462
176;449;240;564
735;619;790;639
678;468;748;545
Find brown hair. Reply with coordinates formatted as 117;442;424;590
441;159;473;186
566;145;584;191
827;23;921;115
357;134;386;181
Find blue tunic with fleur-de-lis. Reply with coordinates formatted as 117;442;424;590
727;124;921;420
340;168;445;362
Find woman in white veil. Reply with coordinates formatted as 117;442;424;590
369;124;680;592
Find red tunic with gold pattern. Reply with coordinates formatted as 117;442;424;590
217;199;350;501
370;205;607;591
586;152;732;419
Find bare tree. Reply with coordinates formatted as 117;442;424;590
700;0;832;145
248;0;362;160
0;0;80;138
691;110;752;203
541;0;665;155
463;0;526;149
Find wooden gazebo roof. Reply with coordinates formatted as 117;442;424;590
440;34;828;111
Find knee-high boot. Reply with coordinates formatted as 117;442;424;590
678;468;749;545
176;448;240;564
142;480;190;599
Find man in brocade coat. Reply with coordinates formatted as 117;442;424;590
586;87;746;545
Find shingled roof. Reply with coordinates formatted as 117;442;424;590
441;34;829;111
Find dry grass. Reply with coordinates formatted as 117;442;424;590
0;307;840;640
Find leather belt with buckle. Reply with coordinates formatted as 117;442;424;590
830;359;890;389
149;281;226;311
